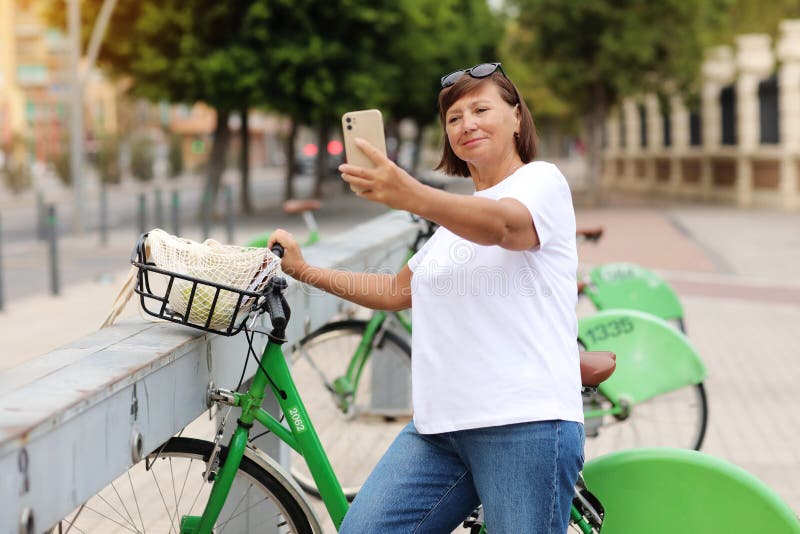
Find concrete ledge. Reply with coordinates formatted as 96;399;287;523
0;210;419;533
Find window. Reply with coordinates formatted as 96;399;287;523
758;74;779;144
662;113;672;147
720;85;737;146
638;104;647;148
689;111;702;146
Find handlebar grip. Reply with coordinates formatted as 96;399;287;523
271;244;285;258
267;293;287;331
265;275;289;332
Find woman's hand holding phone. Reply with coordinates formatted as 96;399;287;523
342;109;387;193
339;137;422;212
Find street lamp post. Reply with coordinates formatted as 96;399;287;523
67;0;85;234
67;0;118;235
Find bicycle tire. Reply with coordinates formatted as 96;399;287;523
289;319;412;500
51;437;314;533
584;382;708;458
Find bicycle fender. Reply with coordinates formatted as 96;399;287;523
582;448;800;533
578;310;706;404
585;263;684;321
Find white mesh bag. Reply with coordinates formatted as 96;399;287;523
142;229;283;331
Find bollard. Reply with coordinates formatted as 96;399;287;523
225;184;234;244
201;190;211;240
0;213;4;311
99;180;108;246
47;205;60;296
154;188;164;229
36;192;46;241
171;190;180;236
138;192;147;236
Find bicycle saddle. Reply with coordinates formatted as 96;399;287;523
577;280;588;295
576;226;604;242
580;351;616;387
282;199;322;214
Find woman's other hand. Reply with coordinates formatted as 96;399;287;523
268;229;306;278
339;138;422;211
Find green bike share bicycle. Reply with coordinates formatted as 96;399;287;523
50;231;615;533
50;230;799;534
278;215;708;500
576;227;687;333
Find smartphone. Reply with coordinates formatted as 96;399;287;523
341;109;387;169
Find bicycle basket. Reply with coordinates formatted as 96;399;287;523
130;229;282;336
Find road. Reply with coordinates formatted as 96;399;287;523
0;167;364;303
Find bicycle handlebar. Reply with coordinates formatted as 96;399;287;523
263;276;289;333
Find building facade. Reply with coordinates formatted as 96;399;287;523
602;20;800;210
0;0;117;165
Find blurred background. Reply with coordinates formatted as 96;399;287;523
3;0;800;216
2;0;800;519
1;0;800;330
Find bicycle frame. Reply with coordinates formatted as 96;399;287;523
180;339;350;533
180;223;600;533
181;336;597;534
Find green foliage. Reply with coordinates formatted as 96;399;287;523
257;0;404;126
95;135;121;184
382;0;504;126
52;150;72;186
508;0;730;116
168;133;184;178
2;136;33;192
500;20;573;122
130;133;155;182
713;0;800;44
44;0;507;192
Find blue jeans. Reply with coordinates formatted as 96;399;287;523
339;419;585;534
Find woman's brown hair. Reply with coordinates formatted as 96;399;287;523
435;72;537;177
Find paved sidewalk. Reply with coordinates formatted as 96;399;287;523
1;183;798;528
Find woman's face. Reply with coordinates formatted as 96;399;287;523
444;82;521;168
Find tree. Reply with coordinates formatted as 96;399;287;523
46;0;271;213
714;0;800;42
383;0;505;174
508;0;729;200
256;0;406;198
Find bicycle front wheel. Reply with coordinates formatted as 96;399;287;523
51;437;314;533
290;319;412;500
584;382;708;458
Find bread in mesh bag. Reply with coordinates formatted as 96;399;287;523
146;229;282;329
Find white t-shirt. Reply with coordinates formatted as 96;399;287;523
407;161;582;434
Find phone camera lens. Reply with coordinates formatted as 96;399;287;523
345;117;352;123
346;125;352;130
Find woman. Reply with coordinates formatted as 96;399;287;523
269;62;583;533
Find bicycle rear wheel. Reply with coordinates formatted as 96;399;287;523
584;383;708;458
50;437;313;533
290;319;412;500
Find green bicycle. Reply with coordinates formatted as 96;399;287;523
576;227;687;333
48;232;612;533
287;218;708;500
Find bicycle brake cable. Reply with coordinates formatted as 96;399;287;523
242;324;288;441
243;323;287;401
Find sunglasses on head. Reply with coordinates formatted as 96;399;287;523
440;62;506;88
